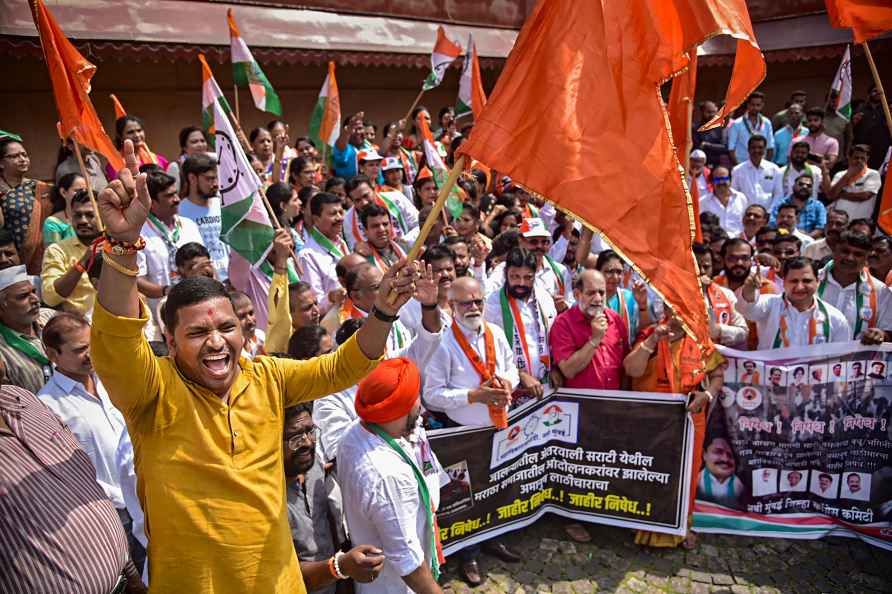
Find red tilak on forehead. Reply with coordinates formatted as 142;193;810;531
207;309;214;317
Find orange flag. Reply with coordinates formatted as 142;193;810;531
29;0;123;170
826;0;892;43
458;0;764;347
878;178;892;236
668;54;702;242
110;93;127;119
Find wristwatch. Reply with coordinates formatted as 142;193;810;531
371;306;399;323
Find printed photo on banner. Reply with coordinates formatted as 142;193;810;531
696;345;892;551
780;469;808;493
440;460;475;516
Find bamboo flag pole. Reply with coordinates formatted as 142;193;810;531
71;138;104;232
862;42;892;139
388;155;465;305
234;84;241;123
259;190;305;277
401;88;426;133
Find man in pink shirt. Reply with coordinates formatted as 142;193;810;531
794;107;839;168
549;269;629;390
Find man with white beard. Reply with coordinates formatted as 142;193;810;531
423;276;520;585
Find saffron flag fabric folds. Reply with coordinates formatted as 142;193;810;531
826;0;892;44
667;54;702;242
458;0;765;347
30;0;123;170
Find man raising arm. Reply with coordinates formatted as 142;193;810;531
91;140;419;594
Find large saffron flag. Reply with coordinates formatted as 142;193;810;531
308;61;341;148
199;54;232;148
419;116;464;218
830;45;854;120
456;35;487;120
422;26;462;91
458;0;765;347
29;0;122;170
228;9;282;116
668;54;702;242
826;0;892;44
210;78;275;267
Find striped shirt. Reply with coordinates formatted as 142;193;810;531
0;308;56;393
0;384;131;593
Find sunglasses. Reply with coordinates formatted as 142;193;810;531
713;176;731;183
455;298;484;308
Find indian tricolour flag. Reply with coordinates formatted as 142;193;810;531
207;68;275;267
199;53;232;148
456;35;487;120
419;116;465;218
228;9;282;116
830;45;853;120
308;61;341;148
422;26;462;91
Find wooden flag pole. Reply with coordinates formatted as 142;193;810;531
71;138;104;232
408;155;465;261
234;84;241;123
862;42;892;139
260;190;305;277
401;88;426;133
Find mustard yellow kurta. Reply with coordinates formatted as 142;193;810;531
91;300;379;593
40;234;95;314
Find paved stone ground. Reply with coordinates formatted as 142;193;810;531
439;519;892;594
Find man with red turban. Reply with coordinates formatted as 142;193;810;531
338;357;448;594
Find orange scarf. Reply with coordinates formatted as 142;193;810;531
451;321;508;428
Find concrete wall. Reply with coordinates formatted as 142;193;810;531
4;50;888;181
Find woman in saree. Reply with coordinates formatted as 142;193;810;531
42;172;86;247
623;309;725;549
596;250;651;343
0;137;52;274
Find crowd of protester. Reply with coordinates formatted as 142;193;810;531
0;85;889;593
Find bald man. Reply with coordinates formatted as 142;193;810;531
549;269;630;389
321;252;372;335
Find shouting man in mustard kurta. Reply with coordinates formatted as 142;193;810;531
90;141;420;593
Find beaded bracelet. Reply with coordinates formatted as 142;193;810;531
332;551;347;580
102;234;146;256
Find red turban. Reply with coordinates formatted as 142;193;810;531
355;357;420;423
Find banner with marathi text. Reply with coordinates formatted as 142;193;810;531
695;342;892;551
428;389;693;555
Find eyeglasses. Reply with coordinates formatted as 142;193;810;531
284;426;317;450
713;176;731;184
455;298;484;308
602;268;624;276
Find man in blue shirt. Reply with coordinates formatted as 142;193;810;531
727;92;775;164
773;103;808;167
769;174;826;237
332;112;370;179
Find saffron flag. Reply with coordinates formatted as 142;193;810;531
422;26;462;91
228;9;282;116
826;0;892;44
456;35;487;120
419;116;464;218
830;45;854;120
29;0;122;170
308;61;341;148
199;54;232;149
668;54;702;243
110;93;126;119
457;0;765;347
210;75;275;266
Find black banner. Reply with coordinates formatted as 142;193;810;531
428;389;693;555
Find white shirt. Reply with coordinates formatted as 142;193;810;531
734;292;851;350
37;371;127;508
314;386;357;462
831;168;883;221
817;266;892;340
351;305;443;370
484;285;557;381
339;422;447;593
731;159;783;210
706;284;749;349
423;320;519;426
177;197;230;281
343;192;421;251
116;432;148;583
790;228;815;248
399;298;452;337
699;190;748;235
297;232;346;313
